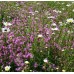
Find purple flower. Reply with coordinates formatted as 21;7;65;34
30;35;34;42
8;32;14;39
15;67;22;72
23;52;33;59
34;62;38;68
26;43;32;49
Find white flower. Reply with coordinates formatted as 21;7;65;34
56;67;59;70
27;16;30;18
53;9;58;13
30;70;32;72
66;18;74;23
62;8;65;10
47;16;55;19
25;61;29;64
3;22;12;26
62;3;64;4
66;4;71;7
5;66;11;71
51;23;57;26
43;58;48;63
38;34;43;38
2;27;10;33
52;32;55;35
59;22;63;26
35;17;39;19
22;70;24;72
58;10;62;13
51;27;59;31
8;23;12;26
62;69;66;72
72;2;74;4
35;10;39;13
72;9;74;12
62;49;65;52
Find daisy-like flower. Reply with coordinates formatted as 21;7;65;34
59;22;63;26
66;18;74;23
62;8;65;10
2;27;10;33
56;67;59;70
22;70;24;72
35;10;39;13
72;9;74;12
53;9;58;13
5;66;11;71
51;23;57;26
51;27;59;31
62;49;65;52
3;22;12;26
62;69;66;72
47;16;55;19
24;61;29;64
30;70;32;72
38;34;43;38
66;4;71;7
43;58;48;63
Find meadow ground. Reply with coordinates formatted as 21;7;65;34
0;1;74;72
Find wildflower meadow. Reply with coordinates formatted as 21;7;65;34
0;1;74;72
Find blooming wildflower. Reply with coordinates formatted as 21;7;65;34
51;23;57;26
15;67;22;71
66;18;74;23
30;35;34;42
62;3;64;4
40;50;42;52
58;11;62;13
2;27;10;33
34;62;38;68
3;22;12;26
51;27;59;31
43;58;48;63
35;17;39;19
62;49;65;52
47;16;55;19
5;66;11;71
56;67;59;70
22;70;24;72
27;16;30;18
38;34;43;38
35;10;39;13
53;9;58;13
52;32;55;35
30;70;32;72
45;46;48;48
59;22;63;26
62;8;65;10
24;61;29;64
66;4;71;7
72;9;74;12
62;69;66;72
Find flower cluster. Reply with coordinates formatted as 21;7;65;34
0;1;74;72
